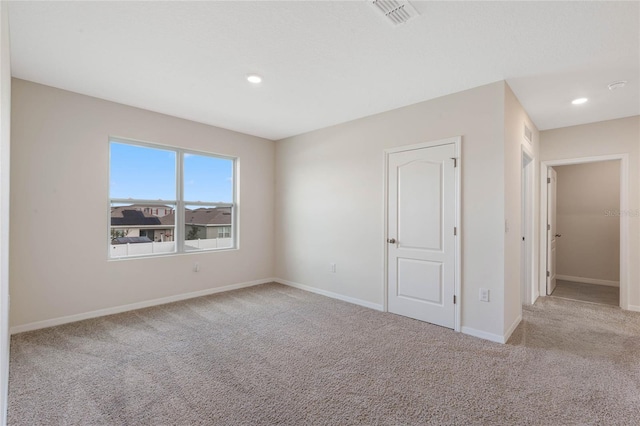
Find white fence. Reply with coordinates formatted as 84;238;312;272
185;238;232;251
110;238;232;258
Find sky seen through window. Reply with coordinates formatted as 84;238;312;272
110;142;233;203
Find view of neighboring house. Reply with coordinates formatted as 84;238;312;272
110;205;175;243
182;208;232;240
110;204;232;244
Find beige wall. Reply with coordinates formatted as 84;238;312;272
275;81;510;339
12;74;634;344
0;2;10;422
10;79;276;328
555;161;620;284
504;84;539;334
540;116;639;310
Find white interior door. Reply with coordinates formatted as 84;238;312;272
387;143;456;329
547;167;558;295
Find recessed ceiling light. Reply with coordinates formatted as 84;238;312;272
608;80;627;91
246;74;262;84
571;97;588;105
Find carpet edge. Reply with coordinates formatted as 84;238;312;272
275;278;384;311
10;277;276;334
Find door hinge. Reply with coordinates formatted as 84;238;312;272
453;295;456;304
546;271;550;277
454;227;457;236
547;224;551;231
451;157;457;167
547;177;551;184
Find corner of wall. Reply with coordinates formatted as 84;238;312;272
10;80;276;329
0;2;10;424
502;82;540;335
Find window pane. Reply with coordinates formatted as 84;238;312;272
110;203;176;258
183;154;233;203
109;140;236;259
110;142;176;200
183;205;233;251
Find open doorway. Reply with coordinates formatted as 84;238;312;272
541;155;628;308
550;161;620;306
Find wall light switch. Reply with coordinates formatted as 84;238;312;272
480;288;489;302
330;263;336;273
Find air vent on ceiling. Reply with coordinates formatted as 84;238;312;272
370;0;419;26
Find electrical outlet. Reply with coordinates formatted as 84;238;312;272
330;263;336;273
194;263;200;272
479;288;489;302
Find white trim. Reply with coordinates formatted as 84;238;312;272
540;154;628;309
521;138;534;159
462;315;521;344
504;314;522;343
521;147;535;305
461;327;504;344
619;156;629;309
628;305;640;313
555;275;619;288
0;3;9;424
10;278;274;335
539;163;547;299
109;135;236;161
383;136;462;332
454;140;462;331
384;137;461;154
108;138;238;260
275;278;384;311
382;147;389;312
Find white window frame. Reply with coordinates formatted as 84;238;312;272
109;137;237;259
217;226;231;239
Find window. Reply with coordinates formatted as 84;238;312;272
217;226;231;239
109;139;236;258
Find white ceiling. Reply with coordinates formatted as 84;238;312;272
7;1;640;140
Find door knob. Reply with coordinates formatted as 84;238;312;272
555;234;562;238
387;238;396;244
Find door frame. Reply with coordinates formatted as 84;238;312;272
383;136;462;332
521;146;535;305
545;167;559;296
539;154;629;308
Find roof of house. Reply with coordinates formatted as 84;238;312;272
159;207;231;226
111;206;229;227
111;205;172;217
111;209;162;226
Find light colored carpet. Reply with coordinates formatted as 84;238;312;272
8;283;640;425
552;280;620;306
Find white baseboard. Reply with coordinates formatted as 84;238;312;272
556;275;619;287
461;315;521;344
275;278;384;311
504;314;522;343
628;305;640;313
461;326;504;344
10;278;275;335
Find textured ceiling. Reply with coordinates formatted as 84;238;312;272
8;1;640;140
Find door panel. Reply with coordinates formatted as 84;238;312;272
387;143;456;329
397;259;443;304
398;161;442;250
547;167;558;295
